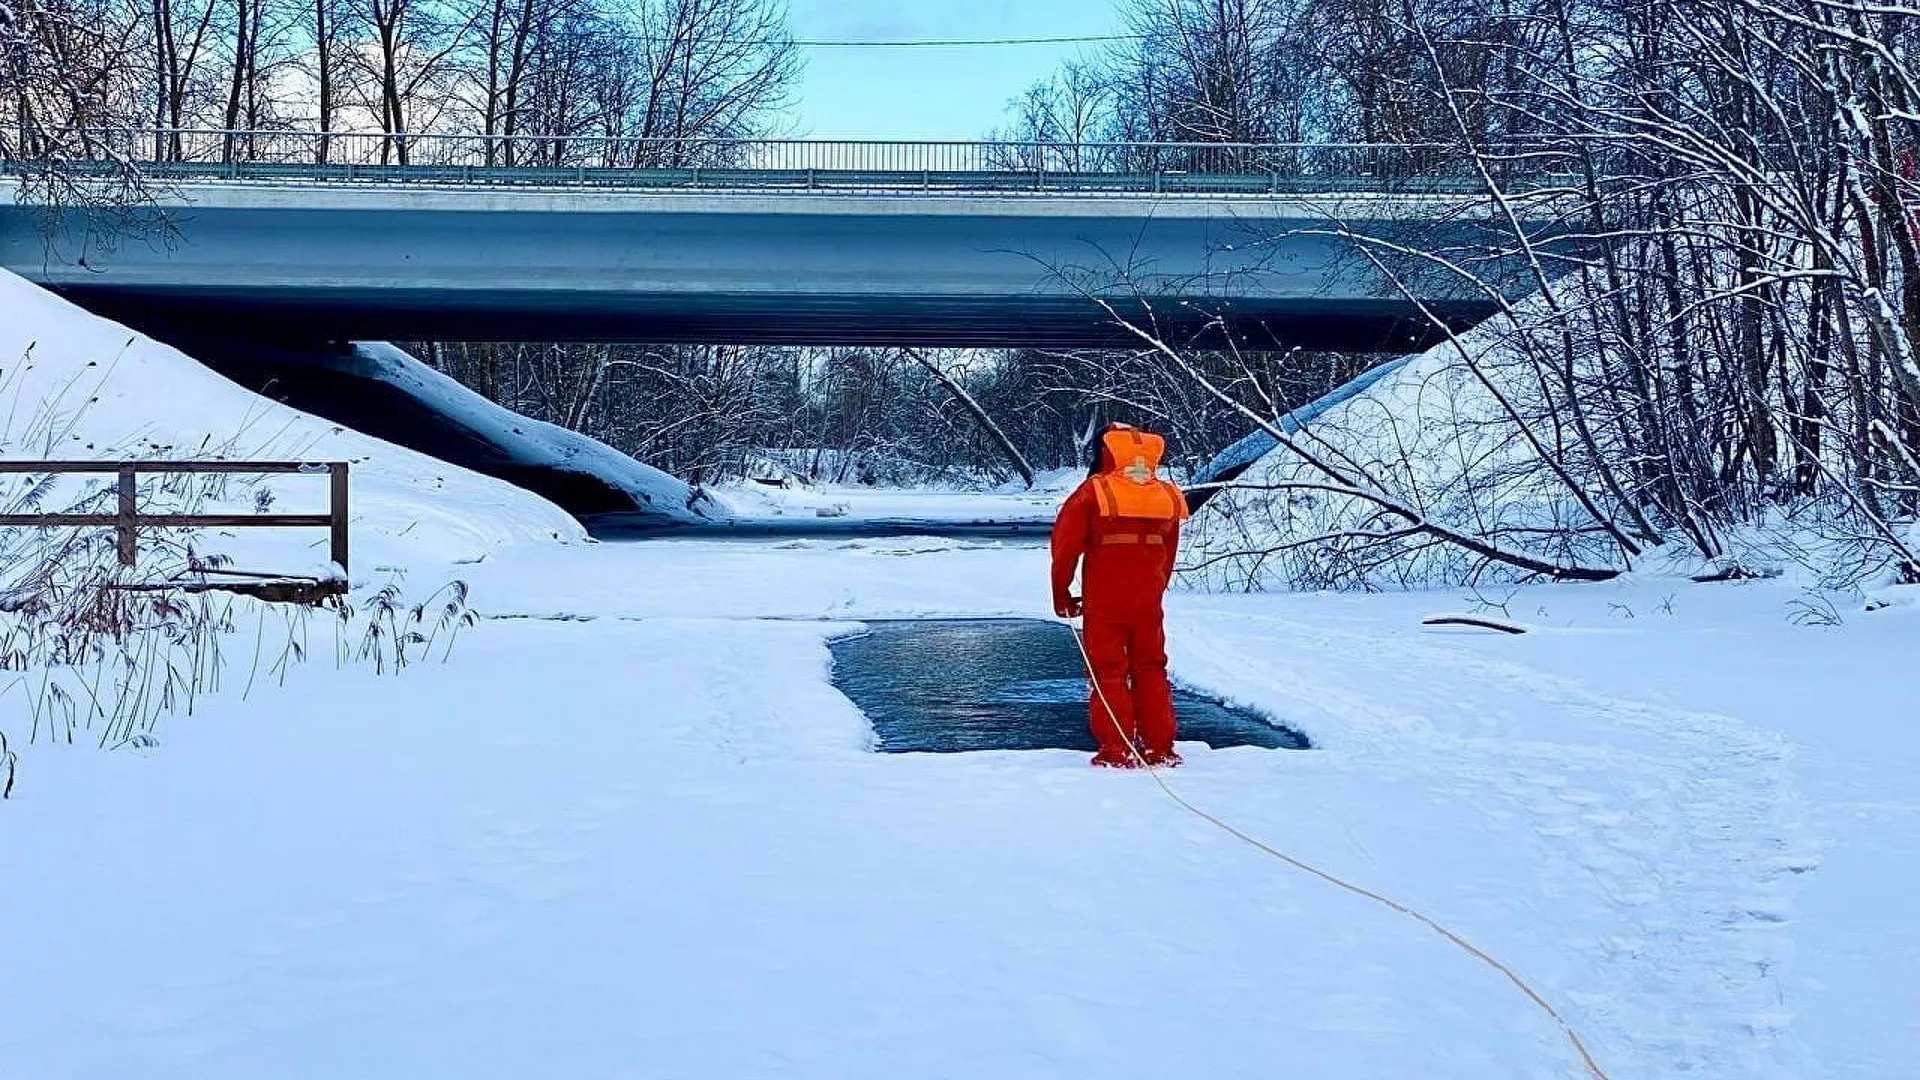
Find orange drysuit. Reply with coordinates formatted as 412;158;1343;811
1051;425;1191;768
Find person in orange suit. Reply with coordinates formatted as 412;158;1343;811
1051;423;1191;768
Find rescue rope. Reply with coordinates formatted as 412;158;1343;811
1065;619;1612;1080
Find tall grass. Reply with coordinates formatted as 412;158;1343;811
0;346;476;797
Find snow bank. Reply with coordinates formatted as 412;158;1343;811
0;270;585;571
743;447;1019;490
1184;299;1621;591
707;477;1062;525
704;457;1076;524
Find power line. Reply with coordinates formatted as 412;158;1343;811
615;32;1144;49
785;33;1144;48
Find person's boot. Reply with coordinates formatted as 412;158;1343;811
1141;747;1184;768
1090;748;1139;768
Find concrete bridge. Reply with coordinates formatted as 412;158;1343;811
1;134;1560;349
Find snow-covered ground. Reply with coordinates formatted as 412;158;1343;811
4;523;1916;1079
4;268;1914;1078
706;467;1078;525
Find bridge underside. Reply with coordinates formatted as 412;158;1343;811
60;286;1496;350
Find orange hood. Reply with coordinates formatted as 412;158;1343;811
1088;425;1187;522
1098;425;1166;483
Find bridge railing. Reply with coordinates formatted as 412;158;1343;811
16;130;1589;194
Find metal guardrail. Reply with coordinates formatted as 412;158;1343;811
0;460;350;575
9;130;1585;195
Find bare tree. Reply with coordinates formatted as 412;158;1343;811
461;0;604;162
303;0;348;158
989;60;1113;170
348;0;471;159
902;348;1037;487
1000;0;1920;588
1;0;159;217
1106;0;1325;146
604;0;798;163
215;0;302;159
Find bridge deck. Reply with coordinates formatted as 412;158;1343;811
3;139;1554;348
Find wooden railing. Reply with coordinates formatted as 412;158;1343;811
0;461;350;572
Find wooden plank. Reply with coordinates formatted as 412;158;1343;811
113;579;348;603
0;460;345;474
133;514;336;528
0;514;333;527
0;514;123;526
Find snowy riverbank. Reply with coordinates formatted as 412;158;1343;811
4;531;1914;1079
0;270;587;571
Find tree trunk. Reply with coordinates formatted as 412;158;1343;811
903;350;1036;488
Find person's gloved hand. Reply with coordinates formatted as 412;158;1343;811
1054;595;1084;619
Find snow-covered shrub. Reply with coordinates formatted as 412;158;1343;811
746;447;1002;489
1179;301;1920;593
1182;296;1641;592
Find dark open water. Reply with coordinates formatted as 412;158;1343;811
829;619;1307;754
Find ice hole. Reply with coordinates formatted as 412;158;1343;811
829;619;1308;754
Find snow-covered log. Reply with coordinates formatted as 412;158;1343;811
188;340;721;525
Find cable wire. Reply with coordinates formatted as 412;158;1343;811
649;33;1143;48
788;33;1143;47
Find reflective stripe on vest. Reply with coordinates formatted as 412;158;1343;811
1091;475;1186;522
1098;533;1166;546
1093;476;1116;517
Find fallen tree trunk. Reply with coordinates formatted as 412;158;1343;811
1421;615;1528;634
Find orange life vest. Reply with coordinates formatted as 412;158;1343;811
1090;426;1189;523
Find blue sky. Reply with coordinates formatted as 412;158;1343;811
781;0;1122;139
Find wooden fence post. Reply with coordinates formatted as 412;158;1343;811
116;465;137;566
0;461;351;593
329;462;350;574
